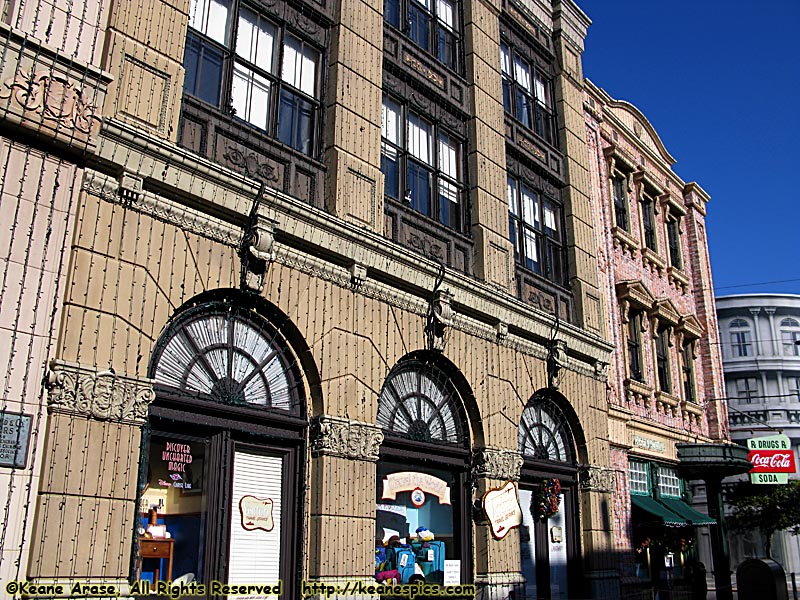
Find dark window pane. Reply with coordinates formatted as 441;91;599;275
515;90;531;128
384;0;400;28
278;90;315;154
438;186;460;231
183;34;201;95
436;26;456;70
408;3;431;51
667;219;682;269
509;216;519;262
545;240;563;284
183;32;224;107
613;176;629;231
381;146;400;200
502;79;512;113
407;160;431;217
642;199;656;250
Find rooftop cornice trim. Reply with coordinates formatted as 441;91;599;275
584;79;676;168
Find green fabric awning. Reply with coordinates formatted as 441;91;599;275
631;495;686;526
660;497;716;526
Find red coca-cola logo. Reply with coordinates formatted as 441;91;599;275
748;450;797;473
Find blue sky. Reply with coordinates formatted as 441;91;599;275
577;0;800;296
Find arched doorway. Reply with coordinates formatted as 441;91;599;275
374;353;473;585
136;291;308;596
517;392;582;600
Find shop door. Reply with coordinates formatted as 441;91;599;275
519;489;570;600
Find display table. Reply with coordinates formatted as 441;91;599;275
139;537;174;582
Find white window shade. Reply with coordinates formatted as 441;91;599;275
543;202;556;233
228;451;283;594
282;36;318;97
514;57;531;92
522;187;538;228
231;64;271;130
236;9;276;73
407;113;432;165
534;76;547;106
437;0;454;28
190;0;231;44
438;134;458;178
507;178;518;215
382;99;401;145
500;44;511;76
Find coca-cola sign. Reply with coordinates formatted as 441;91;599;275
747;450;796;473
747;434;796;484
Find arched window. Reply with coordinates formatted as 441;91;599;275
729;318;753;357
151;302;303;414
518;396;575;463
139;297;305;594
781;318;800;356
377;358;467;445
374;356;471;586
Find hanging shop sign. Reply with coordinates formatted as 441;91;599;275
748;434;796;484
381;472;451;504
482;480;522;540
239;495;275;532
0;411;32;468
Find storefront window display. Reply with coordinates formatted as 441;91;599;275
374;355;471;586
137;295;306;596
629;459;714;589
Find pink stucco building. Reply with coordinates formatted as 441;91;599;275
584;80;730;596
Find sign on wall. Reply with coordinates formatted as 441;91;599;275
0;411;32;468
748;434;796;484
482;480;522;540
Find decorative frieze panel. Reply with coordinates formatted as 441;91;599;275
471;447;524;482
579;465;615;494
310;416;384;462
46;361;155;426
0;23;113;152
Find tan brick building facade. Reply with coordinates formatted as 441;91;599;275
0;0;731;598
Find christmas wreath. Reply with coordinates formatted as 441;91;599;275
533;478;562;520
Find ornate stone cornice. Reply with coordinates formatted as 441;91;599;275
46;360;155;425
579;465;616;494
310;416;384;462
471;447;524;482
0;22;112;152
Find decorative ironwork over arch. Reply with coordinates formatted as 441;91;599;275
150;302;303;415
377;359;467;446
518;394;575;463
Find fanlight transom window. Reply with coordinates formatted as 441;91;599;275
151;303;301;414
377;360;466;445
518;396;574;463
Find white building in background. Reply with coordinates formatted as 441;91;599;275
717;293;800;575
